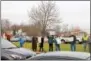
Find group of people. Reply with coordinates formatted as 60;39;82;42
2;31;90;52
48;35;61;51
31;35;62;52
31;32;90;52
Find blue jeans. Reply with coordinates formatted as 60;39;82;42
83;41;87;51
55;44;60;51
20;42;24;47
71;43;76;51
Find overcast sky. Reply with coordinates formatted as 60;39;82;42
1;1;90;31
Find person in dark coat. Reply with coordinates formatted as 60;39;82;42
32;36;38;51
39;36;44;52
69;33;77;51
47;35;54;51
5;32;11;41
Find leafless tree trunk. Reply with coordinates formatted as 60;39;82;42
28;1;61;36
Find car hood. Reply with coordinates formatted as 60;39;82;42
8;48;36;57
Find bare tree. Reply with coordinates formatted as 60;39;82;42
1;19;11;33
54;25;61;34
61;24;69;32
28;1;61;36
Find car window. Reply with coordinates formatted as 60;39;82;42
1;38;16;49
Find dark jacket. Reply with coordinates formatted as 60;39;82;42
32;36;37;49
69;35;77;44
40;37;44;47
47;36;54;44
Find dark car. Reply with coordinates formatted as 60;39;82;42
1;38;36;60
28;51;90;60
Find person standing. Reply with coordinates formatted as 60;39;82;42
5;32;11;41
39;36;44;52
38;35;41;44
54;35;61;51
38;35;41;51
47;35;54;51
18;34;25;47
82;33;89;51
32;36;38;51
69;32;77;51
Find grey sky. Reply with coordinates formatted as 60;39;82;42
1;1;90;31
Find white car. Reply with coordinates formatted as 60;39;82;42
61;37;73;43
25;36;32;42
1;38;36;60
10;37;19;42
37;36;48;43
61;36;82;44
10;36;32;42
76;36;83;43
28;51;90;60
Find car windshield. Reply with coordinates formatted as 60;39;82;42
1;38;17;49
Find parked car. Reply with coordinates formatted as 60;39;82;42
25;36;32;42
37;36;48;43
10;36;19;42
28;51;90;60
76;36;83;44
1;38;36;60
61;36;82;44
10;36;32;42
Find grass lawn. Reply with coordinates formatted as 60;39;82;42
12;42;89;52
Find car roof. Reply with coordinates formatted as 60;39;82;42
30;51;90;59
